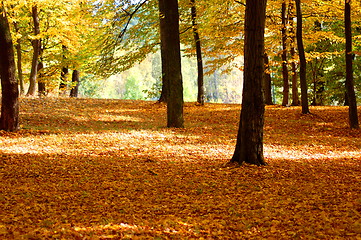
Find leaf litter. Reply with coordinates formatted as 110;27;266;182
0;98;360;239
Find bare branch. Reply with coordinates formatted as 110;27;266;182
234;0;246;6
117;0;149;41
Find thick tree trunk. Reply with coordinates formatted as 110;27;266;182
281;1;289;106
263;53;273;105
344;91;349;106
344;0;359;129
27;5;41;96
158;64;168;103
0;6;19;131
295;0;310;114
70;70;80;97
158;0;184;128
190;0;205;105
13;21;24;95
231;0;267;166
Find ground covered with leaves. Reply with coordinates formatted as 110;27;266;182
1;98;361;239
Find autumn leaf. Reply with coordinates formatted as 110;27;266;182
0;98;360;239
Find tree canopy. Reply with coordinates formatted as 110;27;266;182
1;0;361;129
1;0;359;103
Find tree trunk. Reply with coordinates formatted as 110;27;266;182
344;0;359;129
158;65;168;103
295;0;310;114
0;6;19;131
288;1;300;106
27;5;41;96
281;1;289;106
263;53;273;105
290;46;300;106
289;1;300;106
60;67;68;91
190;0;205;105
13;21;24;95
158;0;184;128
344;91;349;106
311;61;317;106
59;45;68;94
158;11;168;104
37;61;46;96
70;70;80;97
231;0;267;166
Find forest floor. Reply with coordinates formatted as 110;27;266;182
0;97;361;239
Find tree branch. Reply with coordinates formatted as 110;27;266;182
234;0;246;6
180;26;192;35
117;0;149;41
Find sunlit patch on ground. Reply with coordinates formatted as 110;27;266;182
0;98;360;239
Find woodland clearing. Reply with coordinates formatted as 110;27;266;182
0;98;361;239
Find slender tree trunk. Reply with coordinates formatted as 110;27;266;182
311;61;317;106
37;61;46;96
281;1;289;106
190;0;205;105
295;0;310;114
289;1;300;106
70;70;80;97
158;0;184;128
231;0;267;166
0;6;19;131
27;5;41;96
60;67;68;91
317;80;325;106
344;0;359;128
263;53;273;105
289;11;300;106
158;11;168;104
290;45;300;106
13;21;24;95
59;45;68;94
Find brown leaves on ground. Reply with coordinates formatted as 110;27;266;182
0;98;360;239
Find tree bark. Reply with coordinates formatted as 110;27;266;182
0;6;19;131
263;53;273;105
27;5;41;96
295;0;310;114
60;67;68;91
158;8;168;104
158;63;168;103
59;45;69;94
281;1;289;106
290;43;300;106
289;2;300;106
70;70;80;97
158;0;184;128
344;0;359;128
190;0;205;105
231;0;267;166
37;61;46;96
